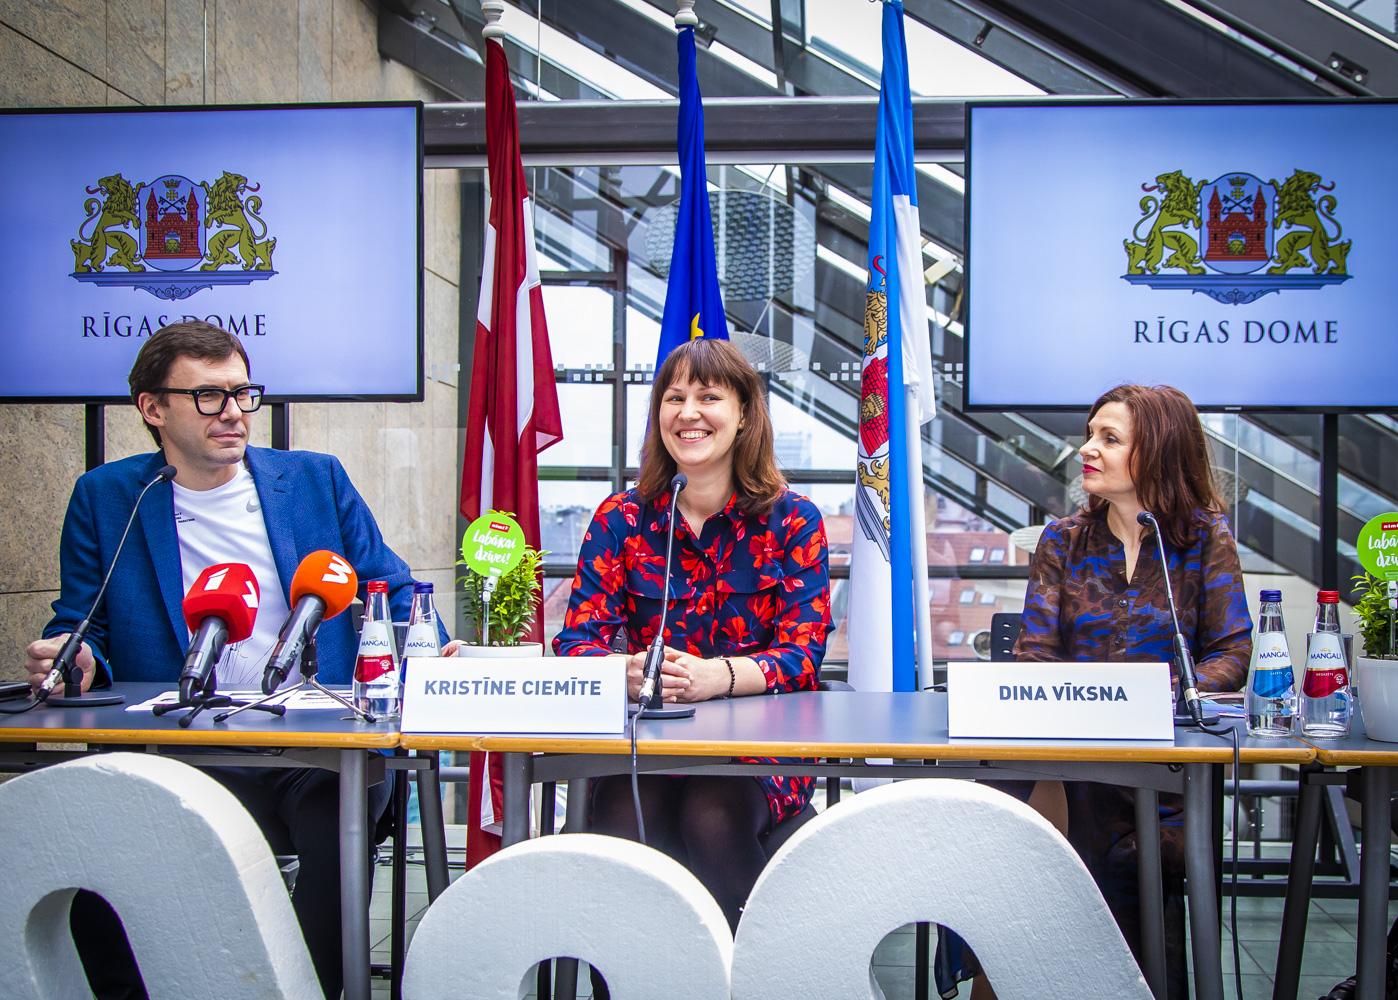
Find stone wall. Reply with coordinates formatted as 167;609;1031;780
0;0;463;677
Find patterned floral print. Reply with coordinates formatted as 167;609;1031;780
554;487;831;824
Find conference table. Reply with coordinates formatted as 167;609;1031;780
402;689;1317;1000
1276;719;1398;1000
0;681;448;1000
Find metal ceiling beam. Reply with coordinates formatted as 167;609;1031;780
1203;0;1396;94
965;0;1336;97
423;96;967;164
903;0;1121;95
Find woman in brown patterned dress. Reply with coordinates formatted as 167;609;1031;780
1009;383;1253;997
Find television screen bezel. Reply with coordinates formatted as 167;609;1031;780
962;96;1398;414
0;100;425;406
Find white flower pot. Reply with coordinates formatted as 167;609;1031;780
1357;655;1398;742
456;642;545;659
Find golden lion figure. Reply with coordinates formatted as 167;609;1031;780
71;174;145;273
864;290;888;358
859;457;891;534
1123;170;1206;276
201;171;277;272
1268;169;1350;276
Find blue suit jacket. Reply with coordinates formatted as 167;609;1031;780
45;447;446;685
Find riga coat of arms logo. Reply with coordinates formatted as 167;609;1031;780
856;260;892;559
69;171;278;300
1121;168;1350;304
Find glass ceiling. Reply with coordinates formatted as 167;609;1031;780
398;0;1395;590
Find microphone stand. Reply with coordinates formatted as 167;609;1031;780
154;666;286;728
636;477;695;720
1138;512;1217;728
214;636;375;724
14;464;176;713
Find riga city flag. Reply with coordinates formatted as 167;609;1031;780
655;16;728;369
847;0;937;696
459;37;563;868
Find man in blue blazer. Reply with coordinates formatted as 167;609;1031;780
38;443;430;688
25;321;454;999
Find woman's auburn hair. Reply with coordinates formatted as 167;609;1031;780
1084;383;1223;550
637;339;786;517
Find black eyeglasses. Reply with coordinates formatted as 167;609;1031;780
155;384;265;416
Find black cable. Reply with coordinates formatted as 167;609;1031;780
628;704;646;847
0;695;43;715
1195;717;1243;998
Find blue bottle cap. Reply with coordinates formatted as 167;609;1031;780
1259;589;1282;603
413;581;434;594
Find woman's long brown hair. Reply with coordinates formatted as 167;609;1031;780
1084;383;1222;550
637;339;786;517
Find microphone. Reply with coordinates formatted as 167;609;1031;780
38;463;178;709
637;473;695;720
1137;511;1212;727
262;550;358;695
179;563;260;702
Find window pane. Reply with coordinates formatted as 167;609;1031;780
769;387;857;472
625;383;650;468
541;286;614;369
541;575;577;656
538;478;618;573
543;383;613;468
624;300;662;372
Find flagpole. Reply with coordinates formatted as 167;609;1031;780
675;0;697;28
482;0;504;38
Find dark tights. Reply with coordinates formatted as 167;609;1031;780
587;774;772;999
591;773;773;929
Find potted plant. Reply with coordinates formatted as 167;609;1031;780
1352;572;1398;741
456;512;546;659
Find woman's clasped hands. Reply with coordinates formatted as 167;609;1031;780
625;645;730;704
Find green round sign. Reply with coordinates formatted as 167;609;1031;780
461;511;526;578
1356;511;1398;581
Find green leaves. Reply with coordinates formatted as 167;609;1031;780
457;545;545;646
1351;572;1398;660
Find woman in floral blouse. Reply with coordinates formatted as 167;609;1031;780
554;338;831;931
1009;383;1252;995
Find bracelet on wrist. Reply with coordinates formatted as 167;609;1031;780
723;656;736;698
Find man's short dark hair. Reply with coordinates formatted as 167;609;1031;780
128;321;251;446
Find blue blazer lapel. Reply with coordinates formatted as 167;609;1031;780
137;455;186;652
246;448;299;603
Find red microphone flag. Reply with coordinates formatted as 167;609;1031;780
459;38;563;869
183;563;260;643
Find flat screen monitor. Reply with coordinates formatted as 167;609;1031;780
965;100;1398;411
0;102;423;402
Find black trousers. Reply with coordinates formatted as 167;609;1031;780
70;763;390;1000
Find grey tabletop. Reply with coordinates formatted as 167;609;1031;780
400;690;1316;763
1300;713;1398;763
0;682;399;748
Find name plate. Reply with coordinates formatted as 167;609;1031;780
401;657;627;735
946;661;1174;741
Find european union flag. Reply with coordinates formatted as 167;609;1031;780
655;25;728;369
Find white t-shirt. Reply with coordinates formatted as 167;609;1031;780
172;463;296;690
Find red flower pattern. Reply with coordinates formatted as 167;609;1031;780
555;487;831;825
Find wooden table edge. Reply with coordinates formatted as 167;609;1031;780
398;734;1316;763
0;729;400;749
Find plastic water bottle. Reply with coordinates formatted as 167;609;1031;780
1300;589;1351;738
354;580;401;720
1246;589;1296;736
401;582;442;688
